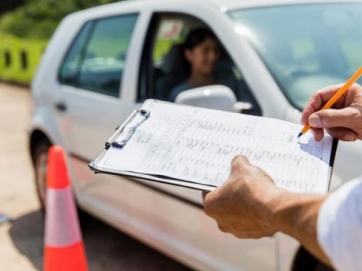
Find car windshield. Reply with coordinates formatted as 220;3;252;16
229;3;362;110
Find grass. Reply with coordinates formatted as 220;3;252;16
0;31;48;85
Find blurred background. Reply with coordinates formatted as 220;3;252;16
0;0;119;85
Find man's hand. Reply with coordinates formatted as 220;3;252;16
203;155;282;238
302;83;362;141
203;155;330;264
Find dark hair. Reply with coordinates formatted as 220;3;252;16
183;28;218;51
181;28;218;76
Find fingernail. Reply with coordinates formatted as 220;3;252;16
309;114;322;127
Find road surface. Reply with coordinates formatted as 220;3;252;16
0;83;191;271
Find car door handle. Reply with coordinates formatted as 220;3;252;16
55;102;67;112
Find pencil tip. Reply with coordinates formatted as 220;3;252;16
297;132;302;138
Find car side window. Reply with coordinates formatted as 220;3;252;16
139;13;262;116
59;22;93;85
59;14;138;97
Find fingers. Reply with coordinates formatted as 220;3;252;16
229;155;250;176
302;84;362;141
309;107;362;134
301;85;343;125
310;127;358;142
231;155;250;167
203;154;278;240
325;128;358;141
203;155;250;206
310;127;325;142
302;83;362;124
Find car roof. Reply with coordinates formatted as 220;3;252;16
68;0;362;21
207;0;362;10
122;0;362;11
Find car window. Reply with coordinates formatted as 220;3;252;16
59;22;93;85
230;3;362;110
59;14;138;97
139;13;261;116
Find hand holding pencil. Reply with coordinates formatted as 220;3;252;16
301;73;362;142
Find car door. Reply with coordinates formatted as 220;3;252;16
56;14;140;189
135;11;276;269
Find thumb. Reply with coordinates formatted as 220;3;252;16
230;155;250;174
309;107;361;130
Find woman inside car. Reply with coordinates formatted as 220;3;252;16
169;28;221;101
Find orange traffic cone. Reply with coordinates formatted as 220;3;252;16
44;145;88;271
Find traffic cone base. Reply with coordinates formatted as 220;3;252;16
45;243;87;271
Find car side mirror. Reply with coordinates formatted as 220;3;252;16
175;85;252;113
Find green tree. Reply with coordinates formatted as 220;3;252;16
0;0;121;39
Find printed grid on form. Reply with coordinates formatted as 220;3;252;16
99;100;333;194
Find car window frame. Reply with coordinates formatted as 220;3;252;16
137;11;262;116
137;13;159;102
138;12;207;102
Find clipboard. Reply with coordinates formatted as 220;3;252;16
89;99;338;193
104;109;150;150
89;102;216;191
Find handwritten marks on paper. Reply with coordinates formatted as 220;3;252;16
100;100;333;194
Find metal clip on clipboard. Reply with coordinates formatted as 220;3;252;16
105;109;150;150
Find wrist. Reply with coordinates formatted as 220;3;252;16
270;191;331;265
269;190;326;237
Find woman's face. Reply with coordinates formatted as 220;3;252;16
185;37;220;76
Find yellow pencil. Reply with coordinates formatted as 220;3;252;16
298;66;362;138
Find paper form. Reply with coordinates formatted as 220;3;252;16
98;100;334;194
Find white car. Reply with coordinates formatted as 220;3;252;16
29;0;362;270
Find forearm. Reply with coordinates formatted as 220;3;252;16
271;191;331;265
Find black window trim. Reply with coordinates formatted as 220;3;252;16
137;13;160;102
